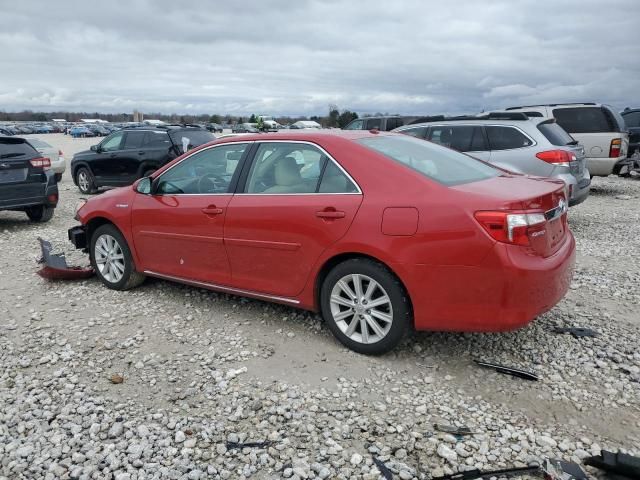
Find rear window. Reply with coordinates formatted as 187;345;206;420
25;138;50;149
357;135;500;186
0;139;38;158
552;107;621;133
486;126;533;150
537;122;576;146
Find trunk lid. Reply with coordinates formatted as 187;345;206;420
454;175;569;257
0;138;44;184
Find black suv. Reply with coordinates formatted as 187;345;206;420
71;126;216;194
0;137;58;222
621;108;640;157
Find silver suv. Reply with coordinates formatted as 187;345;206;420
503;103;628;176
394;112;590;206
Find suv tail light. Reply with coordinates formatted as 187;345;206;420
30;157;51;169
609;138;621;158
535;150;575;167
474;211;547;246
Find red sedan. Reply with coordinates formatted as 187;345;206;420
69;131;575;354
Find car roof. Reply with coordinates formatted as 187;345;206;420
208;129;394;145
505;102;601;110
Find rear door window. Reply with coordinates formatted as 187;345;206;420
365;118;382;130
552;107;619;133
469;127;488;151
144;131;171;148
427;125;481;152
385;118;402;131
537;122;575;146
123;131;146;150
486;126;533;150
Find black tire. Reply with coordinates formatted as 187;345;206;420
90;224;145;291
320;258;411;355
25;205;54;223
76;167;97;194
54;173;63;182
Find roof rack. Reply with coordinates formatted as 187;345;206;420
408;112;529;124
505;103;596;110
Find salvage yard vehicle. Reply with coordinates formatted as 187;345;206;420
621;107;640;158
24;138;66;182
68;131;575;354
394;112;591;206
0;136;58;222
71;125;215;194
504;103;629;176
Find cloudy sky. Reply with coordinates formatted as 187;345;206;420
1;0;639;116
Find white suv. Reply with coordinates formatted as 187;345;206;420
503;103;628;176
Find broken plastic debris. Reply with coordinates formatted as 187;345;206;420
36;237;94;280
431;465;539;480
585;450;640;479
473;360;538;381
552;326;599;338
434;423;479;436
371;456;394;480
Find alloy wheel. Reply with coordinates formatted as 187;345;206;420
94;234;126;283
329;274;393;344
78;171;90;192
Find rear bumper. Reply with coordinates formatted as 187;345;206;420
553;170;591;207
402;233;575;332
51;158;66;174
0;174;58;210
587;156;628;176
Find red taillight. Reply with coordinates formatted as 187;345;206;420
535;150;575;167
474;211;547;246
609;138;621;158
30;157;51;169
48;194;58;204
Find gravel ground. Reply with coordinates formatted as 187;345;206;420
1;134;639;480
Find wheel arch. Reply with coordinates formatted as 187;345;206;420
72;162;93;184
314;252;413;316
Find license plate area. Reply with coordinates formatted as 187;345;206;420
0;168;27;183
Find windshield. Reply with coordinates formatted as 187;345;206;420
358;135;500;186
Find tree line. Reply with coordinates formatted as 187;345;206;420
0;108;361;128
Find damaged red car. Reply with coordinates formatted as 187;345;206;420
69;131;575;354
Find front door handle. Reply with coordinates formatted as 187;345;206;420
202;206;224;215
316;210;345;219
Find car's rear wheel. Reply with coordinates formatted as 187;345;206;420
25;205;54;223
320;258;411;355
76;167;96;194
90;224;145;290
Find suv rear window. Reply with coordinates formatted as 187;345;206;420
622;111;640;128
358;135;499;186
537;122;576;146
0;139;38;159
552;107;621;133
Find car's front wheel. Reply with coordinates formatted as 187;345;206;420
76;167;96;194
320;258;411;355
90;224;145;290
25;205;54;223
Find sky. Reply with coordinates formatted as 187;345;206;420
1;0;639;117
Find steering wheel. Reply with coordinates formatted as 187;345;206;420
197;173;225;194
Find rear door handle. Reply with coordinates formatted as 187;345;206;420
202;206;224;215
316;210;345;219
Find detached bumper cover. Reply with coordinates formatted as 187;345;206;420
37;237;94;280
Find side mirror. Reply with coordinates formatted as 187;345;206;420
135;177;152;194
90;145;98;151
